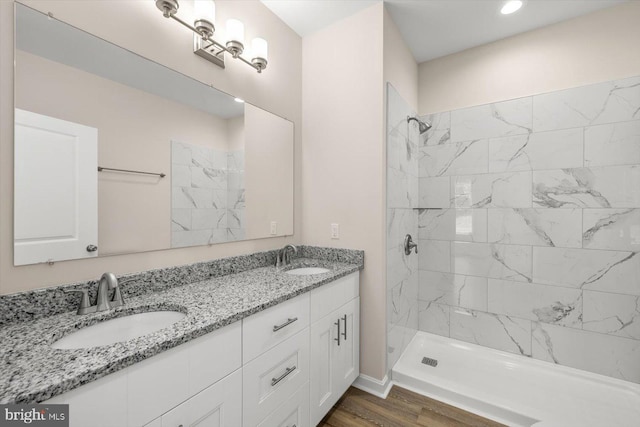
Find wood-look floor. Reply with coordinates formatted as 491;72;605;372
318;386;506;427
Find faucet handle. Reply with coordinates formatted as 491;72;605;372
64;289;91;315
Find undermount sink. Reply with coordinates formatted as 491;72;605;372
51;311;186;349
286;267;331;276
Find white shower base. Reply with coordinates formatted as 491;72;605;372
392;332;640;427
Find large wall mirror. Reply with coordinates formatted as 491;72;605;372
13;4;294;266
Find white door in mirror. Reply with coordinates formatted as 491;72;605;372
14;109;98;266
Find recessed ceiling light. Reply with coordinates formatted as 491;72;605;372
501;0;523;15
234;97;245;103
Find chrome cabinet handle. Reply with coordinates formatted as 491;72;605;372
341;314;347;340
273;317;298;332
271;366;296;386
86;244;98;252
334;319;341;346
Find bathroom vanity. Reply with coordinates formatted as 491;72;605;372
0;247;363;427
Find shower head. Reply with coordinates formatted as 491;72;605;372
407;116;432;134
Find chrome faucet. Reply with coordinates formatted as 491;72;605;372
276;244;298;267
65;272;125;315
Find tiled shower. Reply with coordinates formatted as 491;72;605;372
387;76;640;383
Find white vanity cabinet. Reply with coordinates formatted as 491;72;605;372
45;321;242;427
308;274;360;426
44;271;360;427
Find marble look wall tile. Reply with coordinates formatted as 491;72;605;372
419;240;451;273
452;242;532;283
388;273;419;325
191;209;226;230
387;83;412;139
227;151;244;171
419;112;451;146
419;139;488;177
387;130;404;172
450;308;532;356
454;209;488;243
533;166;640;208
171;141;192;166
172;187;213;209
387;208;418;250
419;271;488;312
419;176;450;208
451;172;532;208
418;301;450;337
418;209;454;240
488;208;582;248
583;291;640;340
488;279;582;327
582;209;640;251
227;171;244;190
227;209;244;229
208;228;229;244
532;247;640;296
227;228;245;241
171;164;191;187
387;306;419;371
211;149;227;170
532;76;640;132
388;168;413;208
212;189;227;209
191;145;214;169
171;229;215;248
227;190;245;209
171;209;191;232
532;322;640;383
451;97;533;142
388;244;418;289
191;167;226;190
489;128;583;173
585;120;640;167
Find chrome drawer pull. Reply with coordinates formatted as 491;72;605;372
271;366;296;386
341;314;347;340
273;317;298;332
334;319;341;346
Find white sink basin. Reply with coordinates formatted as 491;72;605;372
52;311;186;349
286;267;330;276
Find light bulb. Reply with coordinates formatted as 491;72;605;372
251;38;268;61
194;0;215;23
226;19;245;44
501;0;523;15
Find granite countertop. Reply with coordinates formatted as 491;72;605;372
0;257;361;404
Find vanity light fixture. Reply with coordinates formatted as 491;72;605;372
501;0;523;15
155;0;268;73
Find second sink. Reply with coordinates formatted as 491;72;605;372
286;267;331;276
51;311;186;349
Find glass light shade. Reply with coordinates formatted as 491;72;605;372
194;0;215;23
251;38;268;60
226;19;244;44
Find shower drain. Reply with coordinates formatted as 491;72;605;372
422;356;438;367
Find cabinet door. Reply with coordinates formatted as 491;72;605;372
161;369;242;427
309;308;341;426
334;297;360;396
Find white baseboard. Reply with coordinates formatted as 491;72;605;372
352;374;393;399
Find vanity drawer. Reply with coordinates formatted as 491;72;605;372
257;381;310;427
243;328;310;427
310;272;359;322
243;292;309;363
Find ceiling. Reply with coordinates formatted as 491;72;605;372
17;4;243;118
261;0;626;63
